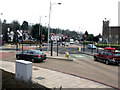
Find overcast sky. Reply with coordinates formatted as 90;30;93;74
0;0;119;35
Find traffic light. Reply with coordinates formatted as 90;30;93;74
52;34;54;37
65;36;67;41
65;36;67;39
83;35;86;40
84;35;86;38
42;35;45;41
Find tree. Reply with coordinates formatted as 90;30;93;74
3;19;7;24
10;20;20;32
3;33;8;43
84;31;88;36
86;34;94;41
31;24;48;42
93;36;99;43
31;24;39;39
21;21;28;30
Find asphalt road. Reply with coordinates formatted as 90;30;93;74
8;43;103;54
1;44;119;88
33;56;119;88
42;43;103;54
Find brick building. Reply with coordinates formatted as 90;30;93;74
102;19;120;44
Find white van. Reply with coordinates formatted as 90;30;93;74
70;39;74;44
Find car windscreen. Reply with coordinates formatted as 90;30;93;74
22;50;28;54
33;51;43;54
114;52;120;56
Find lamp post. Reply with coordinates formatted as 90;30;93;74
109;19;111;47
39;16;47;51
39;16;41;50
0;13;3;43
47;1;61;53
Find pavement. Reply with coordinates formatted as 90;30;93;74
1;61;111;88
0;44;112;88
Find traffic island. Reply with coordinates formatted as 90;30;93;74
47;56;73;61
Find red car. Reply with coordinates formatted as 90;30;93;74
94;47;120;65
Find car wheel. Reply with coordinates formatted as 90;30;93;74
115;63;119;66
105;60;109;65
94;56;97;61
31;58;35;62
17;56;20;60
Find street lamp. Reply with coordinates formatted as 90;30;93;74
0;13;3;33
39;16;47;51
0;13;3;46
47;1;61;53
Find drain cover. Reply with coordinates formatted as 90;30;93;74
36;77;45;80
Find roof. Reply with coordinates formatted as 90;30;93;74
28;49;42;52
109;26;120;28
104;47;116;50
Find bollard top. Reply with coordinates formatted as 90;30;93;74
66;52;69;54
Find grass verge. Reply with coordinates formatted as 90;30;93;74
1;69;51;89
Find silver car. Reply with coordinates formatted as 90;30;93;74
87;44;96;49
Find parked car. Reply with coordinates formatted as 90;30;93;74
75;40;79;43
62;42;68;47
53;40;57;44
64;42;69;47
94;47;120;65
62;42;65;46
87;44;96;49
16;49;47;62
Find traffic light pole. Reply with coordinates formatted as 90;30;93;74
39;16;42;51
51;40;53;56
91;41;93;54
57;41;58;56
16;35;18;51
30;36;31;46
22;33;23;52
97;43;98;53
83;41;85;52
39;34;41;51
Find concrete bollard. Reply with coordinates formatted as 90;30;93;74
79;47;81;51
17;43;19;47
65;52;69;58
9;44;11;48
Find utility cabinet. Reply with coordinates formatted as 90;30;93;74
15;60;32;81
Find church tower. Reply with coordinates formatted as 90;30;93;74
102;18;109;42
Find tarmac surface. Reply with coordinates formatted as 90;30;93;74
0;44;116;89
1;61;111;88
